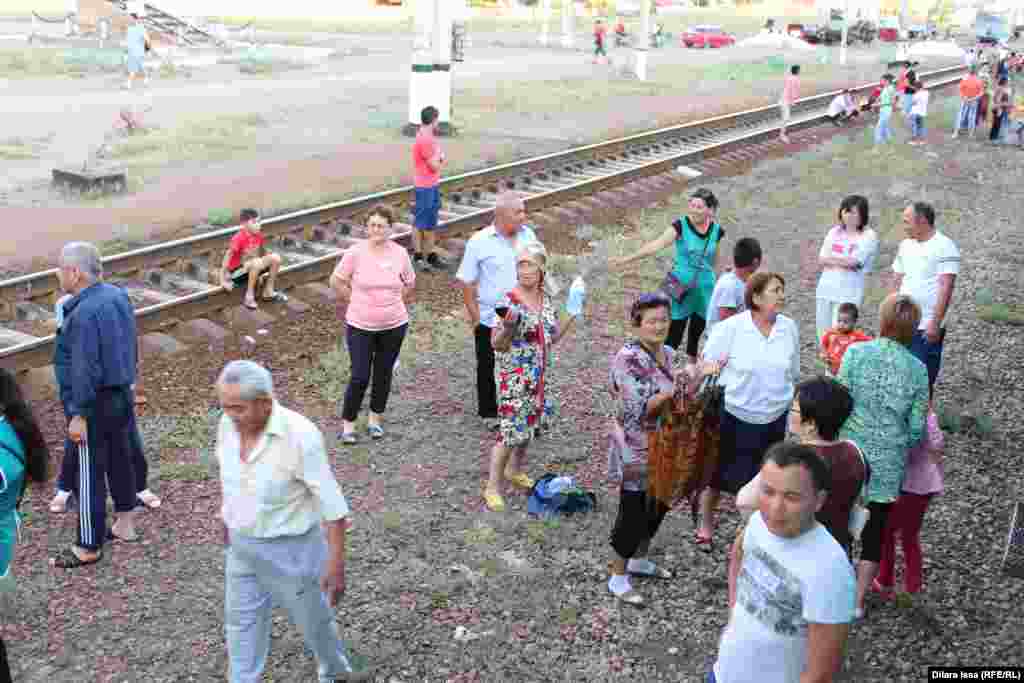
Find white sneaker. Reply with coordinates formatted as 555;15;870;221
50;490;72;513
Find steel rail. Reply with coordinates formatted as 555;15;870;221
0;64;967;374
0;63;966;314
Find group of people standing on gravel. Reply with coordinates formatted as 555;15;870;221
595;188;958;682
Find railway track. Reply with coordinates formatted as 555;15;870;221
0;63;967;377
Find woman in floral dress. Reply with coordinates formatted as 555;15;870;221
483;242;578;512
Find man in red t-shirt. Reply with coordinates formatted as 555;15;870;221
219;208;286;310
412;105;447;271
593;19;608;63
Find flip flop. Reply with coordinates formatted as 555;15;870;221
695;532;714;553
260;291;288;303
52;547;103;569
107;529;142;543
243;299;259;310
137;490;161;509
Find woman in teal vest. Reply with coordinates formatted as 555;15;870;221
0;369;50;679
610;188;725;363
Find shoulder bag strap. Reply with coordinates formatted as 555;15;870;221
846;440;870;504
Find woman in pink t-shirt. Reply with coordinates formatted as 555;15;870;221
329;205;415;444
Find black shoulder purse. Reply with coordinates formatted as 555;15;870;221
660;219;712;303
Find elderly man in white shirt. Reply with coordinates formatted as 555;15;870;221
456;191;537;428
215;360;367;683
825;89;859;126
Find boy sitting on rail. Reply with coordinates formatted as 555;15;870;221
219;208;288;310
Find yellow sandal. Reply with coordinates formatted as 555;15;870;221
483;490;506;512
505;472;535;490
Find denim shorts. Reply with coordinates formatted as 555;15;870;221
414;186;441;230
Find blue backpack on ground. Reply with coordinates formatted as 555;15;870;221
527;474;596;519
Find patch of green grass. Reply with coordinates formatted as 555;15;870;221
208;208;235;226
158;411;220;450
0;138;40;160
106;113;268;167
978;303;1024;326
559;606;579;625
463;523;497;546
302;343;351;405
477;557;501;577
430;591;450;609
160;462;213;482
381;510;402;531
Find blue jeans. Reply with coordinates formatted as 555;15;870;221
955;99;979;134
874;107;893;144
910;327;945;397
911;114;926;140
706;671;716;683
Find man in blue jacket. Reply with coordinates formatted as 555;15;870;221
50;294;160;515
51;242;142;569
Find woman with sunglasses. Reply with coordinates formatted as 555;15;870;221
607;293;721;605
0;369;50;679
610;188;725;364
835;294;928;619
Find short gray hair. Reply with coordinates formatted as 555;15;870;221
60;242;103;280
217;360;274;400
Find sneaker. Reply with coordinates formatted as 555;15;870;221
415;259;434;273
426;253;448;270
339;432;358;445
50;490;72;513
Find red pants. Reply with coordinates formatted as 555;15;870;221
877;492;933;593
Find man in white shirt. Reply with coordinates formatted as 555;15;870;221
891;202;959;397
215;361;368;682
705;237;761;332
455;192;537;428
710;442;855;683
825;89;859;126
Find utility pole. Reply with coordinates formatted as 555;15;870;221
633;0;650;79
406;0;454;136
539;0;552;46
840;0;849;65
561;0;575;49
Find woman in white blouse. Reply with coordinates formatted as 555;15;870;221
696;272;800;549
815;195;879;342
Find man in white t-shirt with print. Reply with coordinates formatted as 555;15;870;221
710;442;855;683
706;237;761;333
891;201;959;397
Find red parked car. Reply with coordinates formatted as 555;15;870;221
681;25;736;48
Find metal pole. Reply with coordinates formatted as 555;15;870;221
561;0;574;48
840;0;849;65
634;0;650;79
540;0;551;46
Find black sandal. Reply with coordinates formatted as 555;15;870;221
52;547;103;569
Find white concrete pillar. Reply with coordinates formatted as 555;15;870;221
408;0;454;133
633;0;650;80
539;0;551;46
561;0;574;49
839;0;849;65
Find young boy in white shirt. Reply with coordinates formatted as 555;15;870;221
705;238;762;333
909;79;930;145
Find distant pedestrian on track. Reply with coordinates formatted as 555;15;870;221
891;202;959;398
779;64;800;143
953;68;983;139
593;19;608;64
825;89;859;126
329;205;415;445
814;194;878;343
990;76;1012;142
610;188;725;364
908;79;930;145
220;209;287;311
412;105;448;272
122;12;150;90
482;242;579;512
874;73;896;145
49;292;161;514
456;192;537;429
0;369;49;681
51;242;141;569
215;361;368;683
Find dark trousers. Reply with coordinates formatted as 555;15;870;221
990;111;1008;140
609;489;670;559
0;637;10;683
667;315;706;357
341;323;408;421
474;323;498;419
57;411;148;495
77;387;138;551
909;327;945;398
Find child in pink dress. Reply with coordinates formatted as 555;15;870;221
875;406;944;595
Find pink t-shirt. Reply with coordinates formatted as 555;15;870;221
332;241;415;331
413;127;440;188
782;75;800;104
